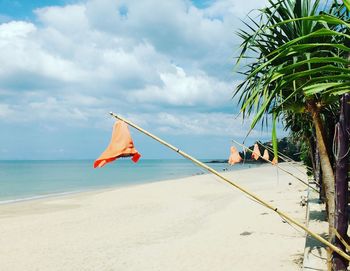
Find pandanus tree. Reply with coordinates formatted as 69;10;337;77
234;0;350;269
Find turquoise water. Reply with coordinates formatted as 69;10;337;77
0;159;253;203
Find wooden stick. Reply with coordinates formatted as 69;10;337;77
332;227;350;252
109;112;350;261
232;139;319;193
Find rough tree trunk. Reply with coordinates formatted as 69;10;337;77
310;138;316;175
309;102;336;270
332;94;350;271
315;137;325;202
311;135;324;201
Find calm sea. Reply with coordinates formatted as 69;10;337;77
0;159;253;203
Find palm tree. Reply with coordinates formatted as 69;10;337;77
234;0;350;269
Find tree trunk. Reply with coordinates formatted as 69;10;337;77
332;94;350;271
315;136;325;202
310;136;316;175
310;135;324;201
309;102;336;270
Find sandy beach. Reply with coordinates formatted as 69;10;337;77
0;164;308;271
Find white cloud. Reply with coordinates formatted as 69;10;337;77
35;5;88;35
0;0;276;141
0;20;35;38
124;111;274;138
0;20;88;87
130;66;235;106
0;0;244;107
204;0;268;18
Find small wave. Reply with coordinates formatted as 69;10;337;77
0;190;86;205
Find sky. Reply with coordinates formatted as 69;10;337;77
0;0;282;160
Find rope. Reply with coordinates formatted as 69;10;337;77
333;123;350;161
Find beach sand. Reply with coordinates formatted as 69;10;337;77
0;164;308;270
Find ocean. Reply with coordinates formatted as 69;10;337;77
0;159;254;203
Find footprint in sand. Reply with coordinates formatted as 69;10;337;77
240;231;253;236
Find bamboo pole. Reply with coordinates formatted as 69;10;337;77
232;139;319;193
333;227;350;252
109;112;350;261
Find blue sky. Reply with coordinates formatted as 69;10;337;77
0;0;69;21
0;0;279;160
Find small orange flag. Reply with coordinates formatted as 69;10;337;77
228;146;242;165
262;149;269;161
251;144;261;160
94;121;141;168
271;157;278;165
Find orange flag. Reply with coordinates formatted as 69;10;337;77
228;146;242;165
94;121;141;168
262;149;269;161
251;143;261;160
271;157;278;165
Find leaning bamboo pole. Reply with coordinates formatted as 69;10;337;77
109;112;350;261
232;139;319;193
333;227;350;252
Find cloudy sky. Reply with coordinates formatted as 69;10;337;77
0;0;280;160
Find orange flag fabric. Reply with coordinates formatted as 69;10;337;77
262;149;269;161
94;121;141;168
271;157;278;165
228;146;242;165
251;143;261;160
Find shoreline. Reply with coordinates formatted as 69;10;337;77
0;163;307;270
